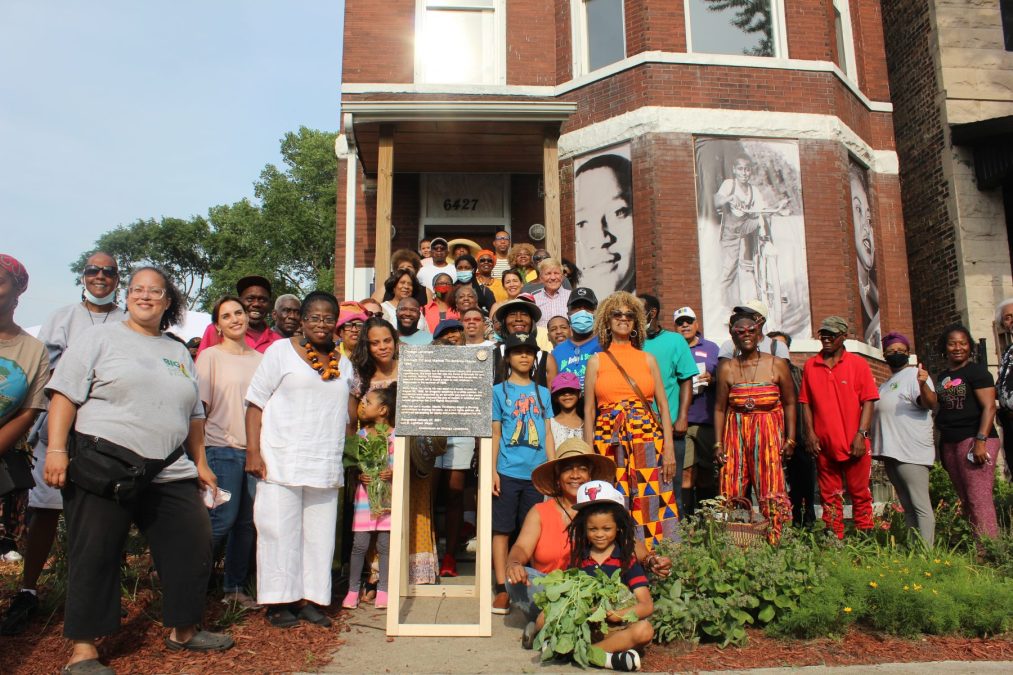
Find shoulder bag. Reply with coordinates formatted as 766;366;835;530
602;349;663;429
0;439;36;497
68;431;185;504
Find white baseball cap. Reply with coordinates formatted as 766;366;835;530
673;306;696;322
733;299;769;319
573;480;626;510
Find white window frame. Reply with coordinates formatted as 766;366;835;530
414;0;506;86
570;0;627;78
832;0;858;80
683;0;789;58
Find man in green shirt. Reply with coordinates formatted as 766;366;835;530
640;294;698;514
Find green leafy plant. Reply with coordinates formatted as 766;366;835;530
532;568;637;668
356;424;392;517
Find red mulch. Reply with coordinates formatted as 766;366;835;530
1;561;349;675
645;628;1013;673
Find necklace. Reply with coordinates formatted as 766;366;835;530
555;497;575;524
736;352;762;410
301;338;341;380
84;302;112;326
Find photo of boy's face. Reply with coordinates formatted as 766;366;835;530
574;149;635;299
851;174;875;271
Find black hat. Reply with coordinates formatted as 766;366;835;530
502;331;539;353
567;287;598;310
236;275;272;296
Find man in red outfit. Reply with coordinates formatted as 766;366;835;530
799;316;879;538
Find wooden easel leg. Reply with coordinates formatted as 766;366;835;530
477;437;492;634
385;436;409;635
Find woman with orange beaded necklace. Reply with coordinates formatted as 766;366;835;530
245;291;354;628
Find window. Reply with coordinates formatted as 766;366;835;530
1003;0;1013;51
571;0;626;76
685;0;785;58
415;0;504;84
833;0;857;78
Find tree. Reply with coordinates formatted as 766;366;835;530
703;0;774;57
73;127;338;311
71;215;214;309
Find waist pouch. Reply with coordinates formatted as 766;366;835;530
68;431;184;504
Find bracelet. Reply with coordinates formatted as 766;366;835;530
713;442;723;449
784;438;796;447
48;449;68;454
643;554;658;569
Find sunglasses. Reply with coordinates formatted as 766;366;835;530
732;324;758;335
674;318;694;327
364;311;383;318
478;257;494;264
533;256;548;263
610;310;636;321
83;265;118;278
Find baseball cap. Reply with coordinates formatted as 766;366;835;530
573;480;626;510
502;331;539;353
732;299;768;319
237;275;272;296
433;319;464;339
673;306;696;322
550;371;581;394
818;316;849;336
567;287;598;310
430;237;449;249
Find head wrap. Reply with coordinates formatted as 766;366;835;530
0;254;29;293
477;249;495;261
881;331;910;350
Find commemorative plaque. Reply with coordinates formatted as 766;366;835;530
395;344;493;437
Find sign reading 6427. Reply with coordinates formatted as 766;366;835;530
443;198;480;211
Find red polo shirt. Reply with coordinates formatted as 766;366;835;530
799;349;879;462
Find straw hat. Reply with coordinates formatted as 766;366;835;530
447;238;481;258
531;438;616;496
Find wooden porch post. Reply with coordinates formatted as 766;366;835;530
543;129;561;260
375;124;394;283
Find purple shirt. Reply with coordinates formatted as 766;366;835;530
686;336;719;425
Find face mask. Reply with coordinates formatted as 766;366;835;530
83;287;117;306
885;353;909;369
570;310;594;334
434;284;452;297
456;270;473;284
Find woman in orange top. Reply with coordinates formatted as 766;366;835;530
583;292;676;550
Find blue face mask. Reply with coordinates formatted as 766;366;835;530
570;310;594;334
456;270;473;284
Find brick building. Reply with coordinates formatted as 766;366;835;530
882;0;1013;369
337;0;911;356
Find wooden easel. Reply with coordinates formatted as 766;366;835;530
385;436;493;637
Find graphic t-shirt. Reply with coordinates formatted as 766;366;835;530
492;380;553;480
552;336;601;389
0;330;49;427
686;337;719;425
934;362;998;443
872;367;935;465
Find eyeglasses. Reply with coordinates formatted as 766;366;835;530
732;324;758;335
560;462;591;474
610;310;635;321
364;311;383;318
462;315;484;323
83;265;118;278
304;315;337;325
342;321;364;331
674;318;694;327
128;286;166;299
478;257;493;264
818;332;842;340
494;235;510;241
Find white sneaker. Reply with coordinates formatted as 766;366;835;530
465;537;478;554
2;551;23;563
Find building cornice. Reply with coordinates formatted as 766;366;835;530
340;100;577;123
341;51;892;113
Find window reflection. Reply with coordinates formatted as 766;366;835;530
418;7;494;84
688;0;775;57
585;0;625;71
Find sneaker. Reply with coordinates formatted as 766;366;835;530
374;591;388;609
341;590;359;610
1;590;39;636
1;551;23;563
491;591;510;615
610;649;641;672
522;620;538;650
439;553;458;577
465;537;478;554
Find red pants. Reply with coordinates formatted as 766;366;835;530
815;452;872;538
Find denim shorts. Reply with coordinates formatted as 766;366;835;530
492;475;542;534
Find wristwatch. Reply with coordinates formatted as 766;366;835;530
858;429;870;439
975;433;988;442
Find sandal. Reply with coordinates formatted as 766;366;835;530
61;660;115;675
361;581;377;604
164;629;234;652
266;605;300;628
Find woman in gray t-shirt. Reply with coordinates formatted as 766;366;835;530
43;267;233;672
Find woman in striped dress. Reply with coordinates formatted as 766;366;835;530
713;312;796;543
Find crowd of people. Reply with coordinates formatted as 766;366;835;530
0;237;1009;672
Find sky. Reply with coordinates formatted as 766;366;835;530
1;1;345;327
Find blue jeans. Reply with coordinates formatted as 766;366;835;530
206;446;257;592
506;566;545;622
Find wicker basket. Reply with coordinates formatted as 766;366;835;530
724;498;768;547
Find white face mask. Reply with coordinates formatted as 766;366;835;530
83;285;117;306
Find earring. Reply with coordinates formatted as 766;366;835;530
631;329;638;338
216;329;223;337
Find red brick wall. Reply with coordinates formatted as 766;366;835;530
785;0;835;62
507;0;556;85
342;0;415;83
